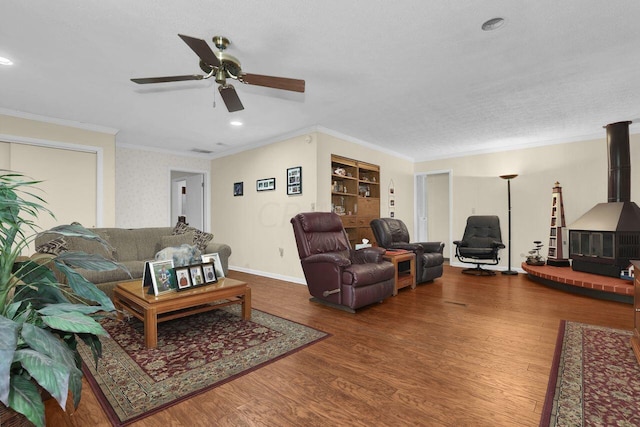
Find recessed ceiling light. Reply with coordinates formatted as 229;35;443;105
482;17;505;31
0;56;14;66
230;121;243;126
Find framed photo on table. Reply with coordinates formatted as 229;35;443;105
175;267;191;290
189;265;205;287
202;262;217;284
150;260;175;295
287;166;302;195
202;253;225;278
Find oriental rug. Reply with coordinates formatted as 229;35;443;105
78;306;329;426
540;321;640;427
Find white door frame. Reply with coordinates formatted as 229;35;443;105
414;169;453;261
168;169;210;232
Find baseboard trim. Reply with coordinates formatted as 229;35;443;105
228;266;307;286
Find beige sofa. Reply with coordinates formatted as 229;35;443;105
34;227;231;299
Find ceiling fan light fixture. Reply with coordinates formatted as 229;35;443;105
215;68;226;84
482;17;505;31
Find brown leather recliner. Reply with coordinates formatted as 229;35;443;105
291;212;395;312
370;218;445;284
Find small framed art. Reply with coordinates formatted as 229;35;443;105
202;262;218;284
150;260;175;295
202;252;225;278
233;182;244;196
287;166;302;196
189;265;205;287
175;267;191;290
257;177;276;191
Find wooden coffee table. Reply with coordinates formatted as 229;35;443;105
113;277;251;348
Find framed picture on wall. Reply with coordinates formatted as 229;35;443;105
233;182;243;196
257;178;276;191
287;166;302;195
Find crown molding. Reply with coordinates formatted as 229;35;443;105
0;108;119;135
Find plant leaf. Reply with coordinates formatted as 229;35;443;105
54;263;115;311
0;316;20;406
40;311;108;336
8;373;45;427
38;303;109;316
55;251;127;272
13;348;73;410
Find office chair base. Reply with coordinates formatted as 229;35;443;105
461;266;496;276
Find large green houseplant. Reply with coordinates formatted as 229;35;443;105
0;171;126;426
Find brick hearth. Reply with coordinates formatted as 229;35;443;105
521;262;633;304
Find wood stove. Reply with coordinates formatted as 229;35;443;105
569;121;640;277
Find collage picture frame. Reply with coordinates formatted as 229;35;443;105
174;262;217;291
257;177;276;191
287;166;302;195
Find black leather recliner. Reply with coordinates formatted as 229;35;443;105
370;218;445;284
453;215;505;276
291;212;395;312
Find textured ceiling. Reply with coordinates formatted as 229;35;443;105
2;1;640;161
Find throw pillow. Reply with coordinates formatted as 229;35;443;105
161;232;196;249
35;237;68;255
171;222;214;251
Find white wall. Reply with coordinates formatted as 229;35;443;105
415;134;640;270
115;146;211;229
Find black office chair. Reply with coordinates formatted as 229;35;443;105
453;215;505;276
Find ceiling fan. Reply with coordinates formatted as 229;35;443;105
131;34;305;112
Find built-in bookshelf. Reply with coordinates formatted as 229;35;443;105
331;155;380;247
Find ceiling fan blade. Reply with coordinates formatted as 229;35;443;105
241;73;305;93
131;75;204;84
178;34;220;67
218;85;244;112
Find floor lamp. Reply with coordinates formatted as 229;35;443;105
500;174;518;275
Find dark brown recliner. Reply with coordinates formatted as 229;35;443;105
453;215;505;275
370;218;445;284
291;212;395;312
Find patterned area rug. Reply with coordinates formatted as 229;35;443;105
79;306;329;426
540;321;640;426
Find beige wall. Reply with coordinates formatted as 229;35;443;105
211;131;414;282
0;113;117;226
415;134;640;270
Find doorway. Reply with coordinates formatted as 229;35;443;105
170;170;206;231
415;170;452;261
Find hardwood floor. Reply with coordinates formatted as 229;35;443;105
46;265;633;426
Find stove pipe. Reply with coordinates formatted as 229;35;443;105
607;121;632;203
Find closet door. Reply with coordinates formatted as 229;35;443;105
10;143;97;231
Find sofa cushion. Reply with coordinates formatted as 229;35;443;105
172;222;213;251
36;237;68;255
161;232;196;249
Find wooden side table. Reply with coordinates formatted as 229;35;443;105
383;251;416;296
